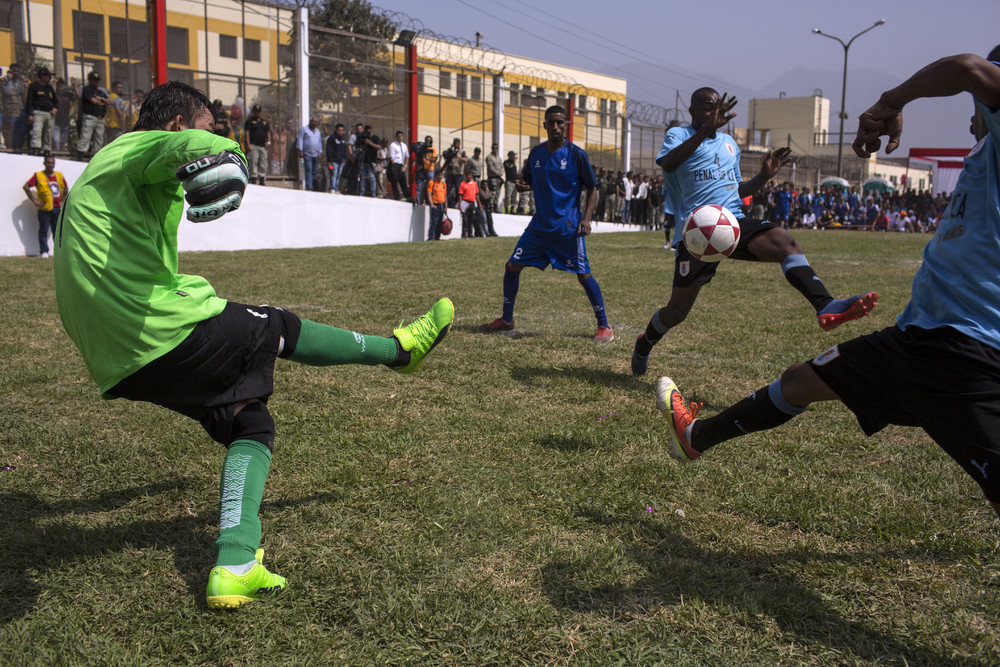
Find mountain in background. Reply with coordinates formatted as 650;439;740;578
620;60;977;153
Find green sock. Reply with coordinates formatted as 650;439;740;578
215;439;272;568
289;318;398;366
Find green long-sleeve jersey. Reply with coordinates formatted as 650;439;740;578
55;129;245;396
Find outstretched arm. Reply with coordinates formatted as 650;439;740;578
854;53;1000;157
739;147;792;198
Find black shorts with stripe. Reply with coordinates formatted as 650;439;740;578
109;302;302;446
673;218;781;288
807;324;1000;502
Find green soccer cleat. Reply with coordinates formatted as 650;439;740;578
206;549;287;610
391;297;455;374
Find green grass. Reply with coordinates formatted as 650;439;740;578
3;230;999;665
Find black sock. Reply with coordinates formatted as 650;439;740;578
781;254;833;312
691;381;805;453
636;308;670;357
388;338;410;368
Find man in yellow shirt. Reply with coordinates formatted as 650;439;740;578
22;153;68;257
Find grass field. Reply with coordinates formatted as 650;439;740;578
3;229;999;665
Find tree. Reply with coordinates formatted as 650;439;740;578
308;0;399;119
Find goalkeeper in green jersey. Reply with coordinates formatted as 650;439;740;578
53;82;454;609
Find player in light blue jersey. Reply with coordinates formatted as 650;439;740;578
657;47;1000;520
632;88;878;376
480;105;613;342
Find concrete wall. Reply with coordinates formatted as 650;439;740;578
3;152;641;257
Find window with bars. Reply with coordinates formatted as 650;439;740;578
417;67;424;93
470;76;481;101
509;83;520;106
166;26;188;65
244;38;260;62
577;94;586;114
72;10;104;54
456;73;467;99
440;69;451;91
109;17;148;60
0;1;24;40
219;34;237;59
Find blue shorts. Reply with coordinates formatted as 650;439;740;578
508;228;591;274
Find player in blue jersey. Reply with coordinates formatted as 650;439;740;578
658;47;1000;518
632;88;878;376
480;105;613;342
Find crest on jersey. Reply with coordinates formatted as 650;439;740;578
726;143;735;156
534;160;541;168
679;260;690;277
560;158;567;170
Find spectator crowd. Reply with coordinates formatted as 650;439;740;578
1;61;950;241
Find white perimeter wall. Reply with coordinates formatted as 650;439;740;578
2;153;641;256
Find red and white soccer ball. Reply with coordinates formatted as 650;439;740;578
682;204;741;262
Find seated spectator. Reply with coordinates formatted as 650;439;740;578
801;209;817;229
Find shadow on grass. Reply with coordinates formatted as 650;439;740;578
511;365;649;392
0;480;341;623
535;434;598;453
539;507;985;666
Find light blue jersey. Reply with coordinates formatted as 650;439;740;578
658;126;742;247
897;74;1000;351
521;140;596;236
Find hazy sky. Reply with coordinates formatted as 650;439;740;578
371;0;1000;151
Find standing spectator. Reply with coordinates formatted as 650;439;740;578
1;63;27;151
486;143;504;213
442;138;466;206
76;72;109;159
244;104;271;186
356;126;380;198
387;130;410;201
375;138;388;198
607;170;622;222
467;147;483;180
414;135;437;205
325;123;348;193
296;116;322;191
622;170;634;222
458;171;481;237
478;178;498;236
26;67;57;154
594;168;607;221
54;77;75;151
104;80;127;144
479;105;612;342
125;89;144;131
23;153;68;258
772;181;792;228
503;151;519;213
634;173;649;227
426;170;448;241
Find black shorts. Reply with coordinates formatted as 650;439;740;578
808;325;1000;501
673;218;780;288
109;302;302;446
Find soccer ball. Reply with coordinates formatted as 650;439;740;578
682;205;741;262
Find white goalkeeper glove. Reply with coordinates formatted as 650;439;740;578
175;151;249;222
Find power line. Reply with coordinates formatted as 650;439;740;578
499;0;756;99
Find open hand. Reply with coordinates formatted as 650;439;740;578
760;146;792;180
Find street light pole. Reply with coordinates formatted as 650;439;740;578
812;19;885;179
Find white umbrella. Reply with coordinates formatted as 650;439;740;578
862;176;895;192
819;176;850;189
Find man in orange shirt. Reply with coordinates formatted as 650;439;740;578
458;171;483;237
427;170;448;240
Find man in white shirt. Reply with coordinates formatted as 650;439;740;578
622;171;634;223
388;130;410;201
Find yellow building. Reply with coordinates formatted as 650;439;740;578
410;35;627;166
8;0;293;105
